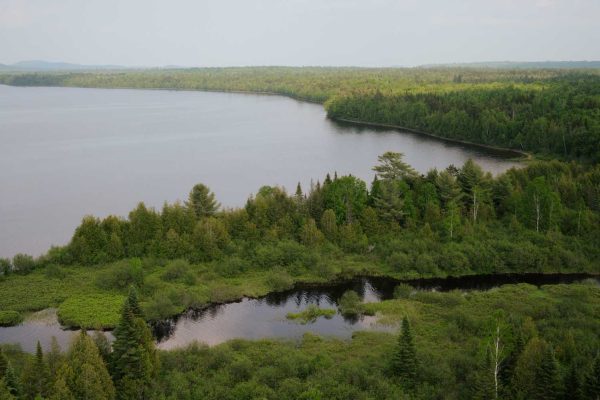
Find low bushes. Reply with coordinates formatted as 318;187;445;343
0;310;22;326
57;294;125;329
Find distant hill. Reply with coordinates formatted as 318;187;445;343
0;60;128;71
419;61;600;69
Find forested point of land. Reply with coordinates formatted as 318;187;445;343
1;67;599;161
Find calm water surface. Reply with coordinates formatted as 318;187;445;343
0;85;521;257
2;274;597;352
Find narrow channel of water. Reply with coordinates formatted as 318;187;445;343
1;274;597;352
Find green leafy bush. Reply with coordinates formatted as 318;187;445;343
0;310;22;326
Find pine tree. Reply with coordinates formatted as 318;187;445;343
111;286;158;399
186;183;220;218
537;346;560;400
473;348;496;400
390;316;418;387
0;379;15;400
2;363;17;398
56;331;115;400
563;363;584;400
20;341;50;400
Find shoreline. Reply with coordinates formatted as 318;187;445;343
1;83;530;160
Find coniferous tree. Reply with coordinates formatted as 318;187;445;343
537;345;560;400
20;341;50;400
111;287;158;399
187;183;220;218
390;316;418;387
0;379;15;400
473;348;496;400
54;331;115;400
563;363;584;400
2;364;17;398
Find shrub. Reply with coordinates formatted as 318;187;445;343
266;270;294;292
162;259;195;285
143;291;182;321
44;264;67;279
338;290;364;316
95;258;144;290
12;253;36;274
216;257;248;277
286;305;336;324
394;283;414;299
0;310;22;326
0;258;11;275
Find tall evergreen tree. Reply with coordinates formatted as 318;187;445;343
390;316;418;387
54;331;115;400
186;183;220;218
20;341;50;400
563;363;584;400
536;345;560;400
473;348;496;400
0;379;15;400
111;287;158;399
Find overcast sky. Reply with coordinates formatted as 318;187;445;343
0;0;598;67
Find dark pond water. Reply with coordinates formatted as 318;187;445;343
0;274;597;352
0;85;521;258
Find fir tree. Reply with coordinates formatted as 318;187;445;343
563;363;584;400
56;331;115;400
2;363;18;397
473;348;496;400
186;183;220;218
390;316;418;387
537;345;560;400
0;379;15;400
20;341;50;400
111;287;158;399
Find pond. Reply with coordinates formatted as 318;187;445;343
2;273;596;352
0;85;521;258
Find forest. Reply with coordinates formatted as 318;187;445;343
1;67;600;399
1;67;599;161
0;154;599;398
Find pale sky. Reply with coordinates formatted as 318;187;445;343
0;0;598;67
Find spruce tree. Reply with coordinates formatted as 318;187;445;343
563;363;584;400
20;341;50;400
111;286;158;399
0;379;15;400
473;348;496;400
537;345;560;400
0;348;6;378
51;331;115;400
390;316;418;387
186;183;220;218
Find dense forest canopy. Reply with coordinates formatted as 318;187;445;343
1;67;600;161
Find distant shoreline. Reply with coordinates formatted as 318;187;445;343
1;82;530;160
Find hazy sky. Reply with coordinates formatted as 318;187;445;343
0;0;598;67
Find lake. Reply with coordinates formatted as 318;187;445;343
0;85;521;257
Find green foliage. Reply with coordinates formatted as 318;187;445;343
286;305;336;324
187;183;220;218
337;290;364;316
53;331;116;400
390;317;418;387
20;342;50;399
11;254;36;275
0;312;22;328
57;294;125;329
110;287;158;398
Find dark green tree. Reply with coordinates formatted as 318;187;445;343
187;183;220;218
390;316;418;387
20;341;50;399
110;287;158;399
52;331;115;400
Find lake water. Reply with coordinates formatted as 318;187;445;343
0;85;521;258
